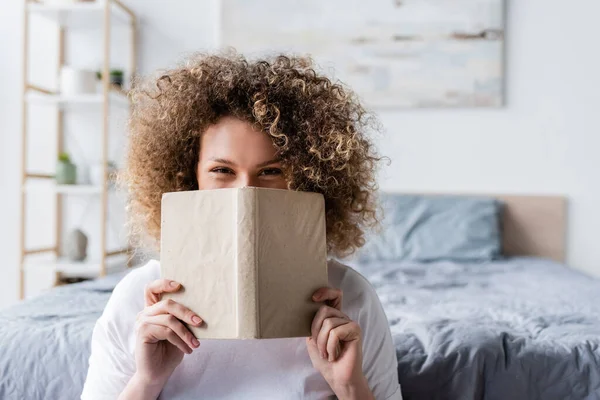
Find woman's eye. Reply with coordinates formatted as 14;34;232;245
260;168;282;176
211;167;234;175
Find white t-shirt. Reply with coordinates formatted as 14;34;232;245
81;260;402;400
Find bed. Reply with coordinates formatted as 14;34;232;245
347;193;600;399
0;273;125;399
2;193;600;399
352;257;600;399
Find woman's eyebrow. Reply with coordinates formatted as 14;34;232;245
209;158;236;166
256;158;281;168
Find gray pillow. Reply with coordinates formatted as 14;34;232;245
357;194;503;263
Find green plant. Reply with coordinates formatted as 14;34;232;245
96;70;125;80
56;152;77;184
58;152;71;163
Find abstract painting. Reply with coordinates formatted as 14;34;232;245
220;0;505;109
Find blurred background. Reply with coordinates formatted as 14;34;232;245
1;0;600;309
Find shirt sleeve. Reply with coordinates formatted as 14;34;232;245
81;262;158;400
340;265;403;400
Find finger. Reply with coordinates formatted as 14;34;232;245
326;322;361;362
144;279;182;306
316;317;348;360
330;321;362;358
144;314;200;350
332;321;361;342
312;287;343;310
138;321;192;354
305;337;322;365
143;298;203;327
326;329;340;362
311;305;347;342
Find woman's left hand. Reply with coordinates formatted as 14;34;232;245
306;287;374;400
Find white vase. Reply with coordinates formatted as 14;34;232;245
65;229;88;262
89;163;117;186
89;164;104;186
60;66;97;95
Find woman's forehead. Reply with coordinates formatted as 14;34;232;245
199;117;278;165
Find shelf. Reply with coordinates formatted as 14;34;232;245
20;0;138;300
28;1;133;29
25;255;128;279
26;89;129;108
23;182;112;195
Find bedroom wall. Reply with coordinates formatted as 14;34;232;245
0;3;25;310
375;0;600;279
1;0;600;308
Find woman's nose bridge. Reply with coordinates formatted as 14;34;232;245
237;172;259;188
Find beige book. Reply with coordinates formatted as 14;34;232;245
160;187;329;339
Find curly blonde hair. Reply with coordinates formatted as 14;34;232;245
123;52;382;257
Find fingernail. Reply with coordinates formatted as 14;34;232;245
320;351;326;360
170;281;179;287
192;315;202;325
313;294;320;301
192;338;200;347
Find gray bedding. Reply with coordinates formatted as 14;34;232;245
349;257;600;400
1;258;600;399
0;273;125;400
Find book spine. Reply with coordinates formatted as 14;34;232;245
236;188;259;338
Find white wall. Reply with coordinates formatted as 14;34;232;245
1;0;599;308
376;0;600;278
0;2;26;309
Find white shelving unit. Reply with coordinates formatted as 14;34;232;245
28;0;131;28
23;182;108;195
20;0;138;299
26;89;129;108
25;255;128;279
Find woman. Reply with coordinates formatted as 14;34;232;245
82;53;401;400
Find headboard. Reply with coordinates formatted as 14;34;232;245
390;192;568;263
495;195;567;263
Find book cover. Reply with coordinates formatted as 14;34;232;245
160;187;328;339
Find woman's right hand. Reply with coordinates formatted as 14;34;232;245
133;279;203;389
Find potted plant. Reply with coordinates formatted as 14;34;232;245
56;152;77;185
96;69;125;88
110;69;124;87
